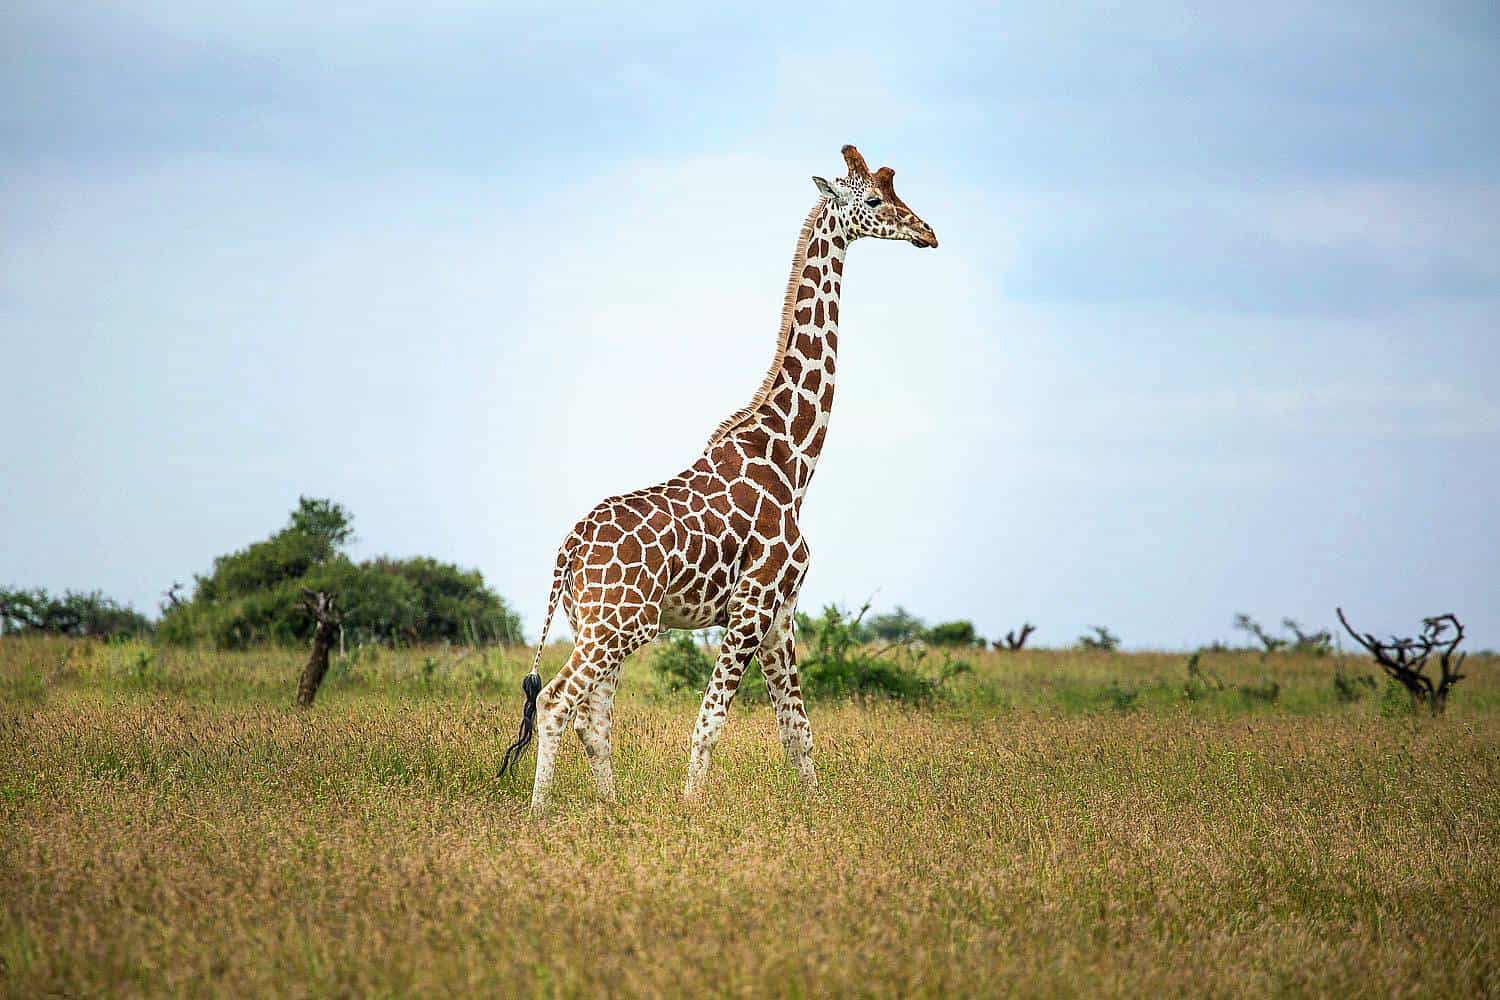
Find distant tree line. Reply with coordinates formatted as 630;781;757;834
842;605;989;648
0;588;151;639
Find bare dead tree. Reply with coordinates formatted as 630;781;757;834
1233;613;1286;653
1281;618;1332;654
296;590;341;708
1336;607;1468;714
161;581;185;612
994;623;1037;651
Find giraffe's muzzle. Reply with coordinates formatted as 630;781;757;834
907;221;939;249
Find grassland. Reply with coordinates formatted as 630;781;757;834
2;635;1497;997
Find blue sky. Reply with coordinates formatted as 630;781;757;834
4;2;1497;649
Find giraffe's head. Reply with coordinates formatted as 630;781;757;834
812;145;938;249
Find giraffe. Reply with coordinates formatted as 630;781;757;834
499;145;939;808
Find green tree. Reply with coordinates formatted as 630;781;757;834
194;497;353;603
158;499;520;648
288;497;354;552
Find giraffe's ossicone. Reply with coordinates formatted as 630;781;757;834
500;145;940;808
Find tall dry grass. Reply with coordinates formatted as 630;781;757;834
1;635;1497;996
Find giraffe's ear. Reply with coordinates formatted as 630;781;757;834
812;176;845;206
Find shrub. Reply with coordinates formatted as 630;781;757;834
1102;681;1139;711
1333;668;1378;703
1077;626;1120;651
652;630;715;692
1379;677;1417;718
648;630;769;703
109;643;163;689
1237;678;1280;704
804;652;940;702
359;557;523;645
1183;651;1278;705
924;620;985;648
1183;652;1225;701
796;604;969;703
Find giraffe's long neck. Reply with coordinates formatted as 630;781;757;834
704;199;848;501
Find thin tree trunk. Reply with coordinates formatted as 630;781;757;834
296;591;340;707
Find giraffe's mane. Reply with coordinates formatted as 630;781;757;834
704;197;829;448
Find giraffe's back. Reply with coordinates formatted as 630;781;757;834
561;457;784;635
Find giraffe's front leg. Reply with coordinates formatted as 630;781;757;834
758;615;817;790
684;581;783;800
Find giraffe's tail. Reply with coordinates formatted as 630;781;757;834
499;536;573;779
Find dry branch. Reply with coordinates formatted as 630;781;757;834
995;623;1037;651
1336;607;1468;714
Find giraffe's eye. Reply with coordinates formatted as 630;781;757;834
865;197;882;208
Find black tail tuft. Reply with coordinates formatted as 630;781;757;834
499;671;543;779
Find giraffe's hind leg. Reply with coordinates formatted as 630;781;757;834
535;618;655;809
530;640;598;810
758;618;817;789
532;498;670;809
573;653;629;803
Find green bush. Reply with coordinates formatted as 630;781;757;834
796;604;969;703
158;498;521;648
804;653;939;702
1379;677;1418;718
1333;668;1378;703
109;643;164;690
652;630;715;692
1102;681;1139;711
649;630;770;703
1183;651;1278;705
1237;678;1280;704
924;620;986;648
